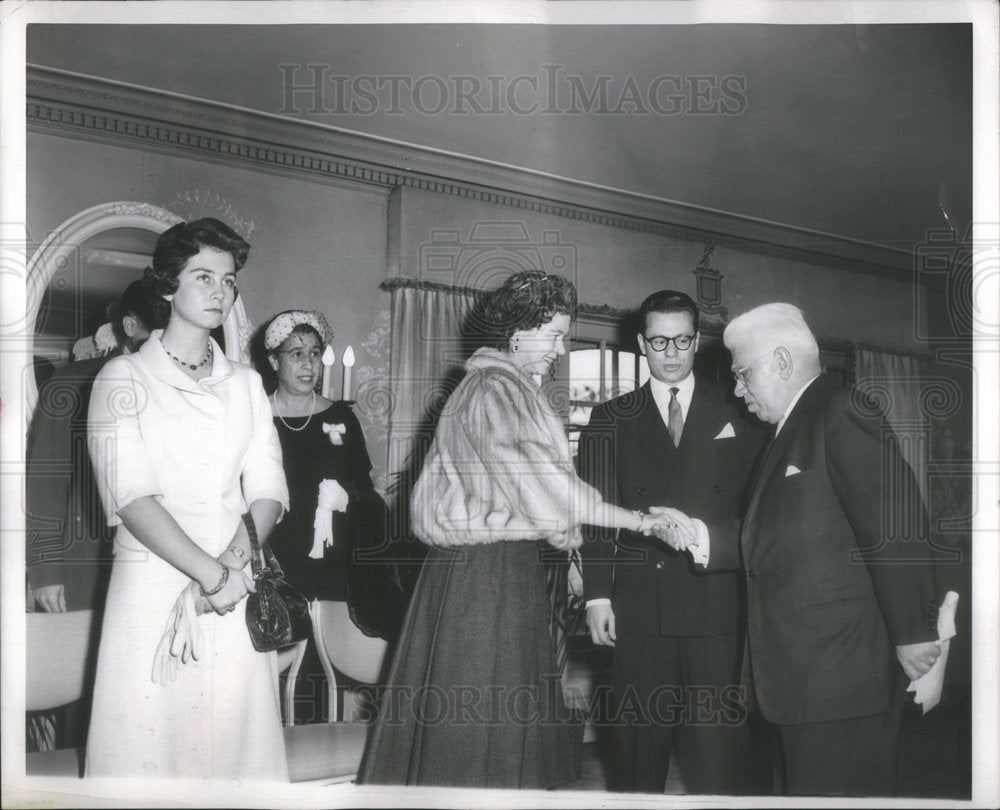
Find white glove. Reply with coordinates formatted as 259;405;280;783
151;584;204;685
308;478;350;560
907;591;960;714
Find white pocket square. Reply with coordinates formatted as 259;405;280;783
785;464;802;477
713;423;736;440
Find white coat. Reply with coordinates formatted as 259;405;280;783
85;331;290;780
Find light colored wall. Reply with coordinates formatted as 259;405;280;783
391;186;920;348
28;133;924;473
28;132;393;472
29;133;390;342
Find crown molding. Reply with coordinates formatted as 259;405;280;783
27;65;913;279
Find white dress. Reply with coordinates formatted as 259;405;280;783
85;331;290;780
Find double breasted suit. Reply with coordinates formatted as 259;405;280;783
578;377;765;792
726;375;939;793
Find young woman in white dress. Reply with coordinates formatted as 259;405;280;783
86;219;290;780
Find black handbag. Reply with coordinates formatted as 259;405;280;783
242;512;312;652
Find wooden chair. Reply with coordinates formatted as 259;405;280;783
279;602;388;783
276;639;308;727
24;609;369;783
307;599;388;722
25;609;96;777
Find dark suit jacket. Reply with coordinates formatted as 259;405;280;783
26;356;116;611
577;378;766;638
733;376;939;725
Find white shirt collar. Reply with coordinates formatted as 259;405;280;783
775;374;820;435
649;372;695;424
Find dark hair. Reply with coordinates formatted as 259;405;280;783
143;218;250;300
108;280;169;347
478;271;577;349
113;280;169;330
637;289;700;334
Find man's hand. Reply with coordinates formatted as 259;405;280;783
34;584;66;613
587;603;616;647
896;640;942;680
649;506;697;551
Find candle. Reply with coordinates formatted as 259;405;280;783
342;345;355;401
321;344;336;399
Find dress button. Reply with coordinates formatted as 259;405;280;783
656;561;664;570
747;569;759;578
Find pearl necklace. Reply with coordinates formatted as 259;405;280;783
163;340;212;371
272;390;316;432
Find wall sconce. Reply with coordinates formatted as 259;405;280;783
319;344;355;401
692;245;728;319
342;346;355;402
321;345;336;399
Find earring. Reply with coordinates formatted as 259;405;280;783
510;338;519;354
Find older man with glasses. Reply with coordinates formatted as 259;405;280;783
577;289;767;794
697;302;942;797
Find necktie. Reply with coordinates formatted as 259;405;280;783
668;386;683;448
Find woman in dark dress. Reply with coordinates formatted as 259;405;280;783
262;310;405;721
264;311;371;601
357;272;669;789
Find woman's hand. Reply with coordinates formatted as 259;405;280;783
202;564;256;616
185;580;211;616
648;507;698;551
636;512;666;536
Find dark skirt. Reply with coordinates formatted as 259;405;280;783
357;539;582;789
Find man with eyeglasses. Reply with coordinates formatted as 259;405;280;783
577;290;766;794
713;302;941;796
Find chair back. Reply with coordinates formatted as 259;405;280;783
26;610;95;711
311;600;387;684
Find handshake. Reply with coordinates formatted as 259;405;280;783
637;506;701;553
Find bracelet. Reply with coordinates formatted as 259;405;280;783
199;565;229;597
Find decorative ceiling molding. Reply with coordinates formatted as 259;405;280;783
27;65;913;279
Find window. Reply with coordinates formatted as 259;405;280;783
565;339;650;457
553;317;738;457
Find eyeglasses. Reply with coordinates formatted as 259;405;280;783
644;333;695;352
731;349;774;386
277;348;322;364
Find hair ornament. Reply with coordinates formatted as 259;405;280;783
264;309;333;351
